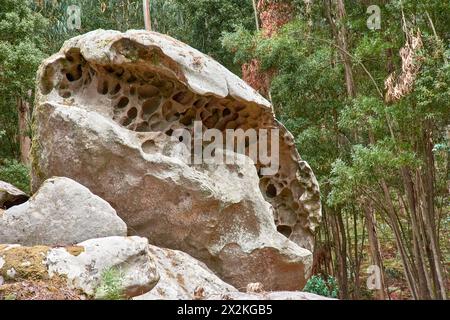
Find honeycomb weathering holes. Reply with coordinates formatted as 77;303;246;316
43;48;312;246
142;140;157;154
277;225;293;238
116;97;129;109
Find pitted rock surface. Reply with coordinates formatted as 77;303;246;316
32;30;321;290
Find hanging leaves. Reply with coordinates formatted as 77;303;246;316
385;30;424;103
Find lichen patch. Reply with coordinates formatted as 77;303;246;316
65;246;85;256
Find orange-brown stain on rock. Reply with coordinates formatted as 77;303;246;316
65;246;85;256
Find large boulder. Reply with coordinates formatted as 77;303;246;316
0;177;127;246
135;245;236;300
32;30;321;290
31;102;311;290
0;181;28;209
0;236;159;299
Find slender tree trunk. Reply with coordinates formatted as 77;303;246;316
143;0;151;31
252;0;260;31
16;97;31;166
304;0;313;35
329;209;349;299
404;193;433;298
380;180;419;299
322;209;335;275
363;202;387;299
337;211;349;299
330;0;356;98
325;1;357;298
352;209;363;299
417;174;447;298
398;120;447;299
421;120;447;299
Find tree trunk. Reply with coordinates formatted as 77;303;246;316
352;209;364;299
420;120;447;299
252;0;260;31
363;202;387;299
322;209;335;275
143;0;151;31
16;97;31;166
380;180;419;299
329;209;349;299
328;0;356;98
400;170;433;299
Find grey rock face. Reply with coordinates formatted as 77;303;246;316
0;236;159;299
0;177;127;246
0;181;28;209
32;30;321;290
135;245;236;300
204;291;336;300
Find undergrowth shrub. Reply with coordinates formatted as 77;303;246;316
303;274;339;298
95;267;125;300
0;159;30;194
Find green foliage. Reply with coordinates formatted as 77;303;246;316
34;0;144;55
0;0;446;299
0;0;48;160
154;0;256;74
34;0;253;73
221;25;255;65
328;142;419;207
385;267;404;280
95;267;125;300
304;275;339;298
0;159;30;194
0;0;48;95
223;0;449;207
1;0;260;169
224;0;449;298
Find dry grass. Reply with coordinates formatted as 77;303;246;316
0;278;86;300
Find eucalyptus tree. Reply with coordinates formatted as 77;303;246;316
223;0;449;299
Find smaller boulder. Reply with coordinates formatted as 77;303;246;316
0;177;127;246
0;181;28;209
0;236;159;299
135;245;235;300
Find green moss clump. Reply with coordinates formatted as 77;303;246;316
0;245;50;280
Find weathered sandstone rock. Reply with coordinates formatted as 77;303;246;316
204;291;335;300
0;236;158;299
135;245;236;300
32;30;321;290
0;180;28;209
0;177;127;246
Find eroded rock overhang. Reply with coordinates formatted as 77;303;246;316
35;29;321;251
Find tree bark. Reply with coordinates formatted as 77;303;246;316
363;202;387;299
421;120;447;299
143;0;151;31
327;0;356;98
352;209;365;299
400;170;433;299
16;97;31;166
329;209;349;299
252;0;260;31
380;180;419;299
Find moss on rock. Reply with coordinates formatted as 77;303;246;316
0;245;50;280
